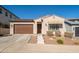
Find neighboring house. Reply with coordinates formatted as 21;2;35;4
10;15;66;36
0;6;20;35
65;19;79;37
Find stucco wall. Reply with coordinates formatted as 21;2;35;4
0;7;19;25
0;14;12;24
42;15;65;35
10;15;66;35
34;15;66;35
72;26;79;37
65;23;73;32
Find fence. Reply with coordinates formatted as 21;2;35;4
0;28;9;35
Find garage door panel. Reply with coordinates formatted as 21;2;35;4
14;24;33;34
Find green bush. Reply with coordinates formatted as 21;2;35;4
57;39;64;44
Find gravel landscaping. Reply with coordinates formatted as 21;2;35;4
28;35;37;44
43;35;79;45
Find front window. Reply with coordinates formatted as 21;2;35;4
48;24;62;30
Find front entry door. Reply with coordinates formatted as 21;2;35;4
37;23;42;34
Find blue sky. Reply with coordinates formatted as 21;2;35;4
3;5;79;19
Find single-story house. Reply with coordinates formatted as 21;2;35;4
65;19;79;37
10;15;66;36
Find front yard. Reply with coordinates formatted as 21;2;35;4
28;35;37;44
43;35;79;45
28;34;79;45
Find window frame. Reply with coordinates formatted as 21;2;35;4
48;24;62;30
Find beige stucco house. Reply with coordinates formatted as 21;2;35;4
10;15;66;36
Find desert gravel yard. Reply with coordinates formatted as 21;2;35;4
28;35;37;44
43;35;79;45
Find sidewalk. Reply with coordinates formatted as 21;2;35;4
2;44;79;53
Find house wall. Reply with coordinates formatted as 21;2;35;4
34;21;37;34
65;23;75;37
42;16;65;36
10;15;66;35
0;7;19;25
64;23;79;37
0;6;19;35
35;15;66;36
34;18;41;34
0;14;14;24
72;26;79;37
65;23;73;32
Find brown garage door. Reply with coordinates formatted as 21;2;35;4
14;24;33;34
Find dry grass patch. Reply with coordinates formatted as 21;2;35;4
43;35;57;44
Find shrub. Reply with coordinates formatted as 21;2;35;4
57;39;64;44
47;30;53;36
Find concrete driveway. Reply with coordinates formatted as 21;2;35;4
0;34;31;52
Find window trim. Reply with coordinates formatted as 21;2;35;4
48;24;62;30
